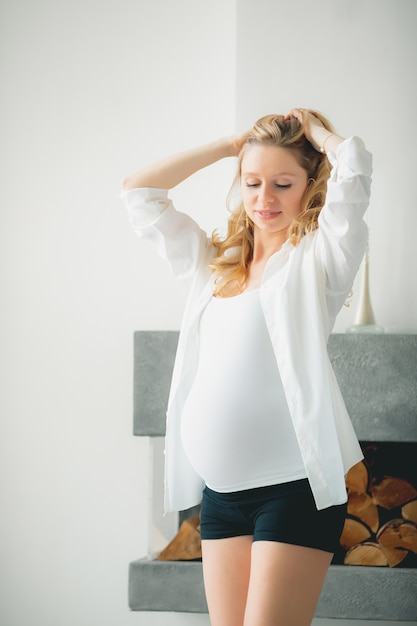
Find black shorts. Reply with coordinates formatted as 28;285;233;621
200;479;347;554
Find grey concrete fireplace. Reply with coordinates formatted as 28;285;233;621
129;332;417;620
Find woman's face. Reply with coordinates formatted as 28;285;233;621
241;144;308;239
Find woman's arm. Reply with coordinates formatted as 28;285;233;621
122;137;239;191
284;110;372;301
318;136;372;301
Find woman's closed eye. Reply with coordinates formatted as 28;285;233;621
245;183;292;189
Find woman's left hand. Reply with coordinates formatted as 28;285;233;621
285;108;341;154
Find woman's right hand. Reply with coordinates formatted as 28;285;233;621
229;132;251;157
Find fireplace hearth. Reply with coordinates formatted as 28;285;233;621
129;332;417;620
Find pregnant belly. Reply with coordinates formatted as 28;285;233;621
181;375;305;492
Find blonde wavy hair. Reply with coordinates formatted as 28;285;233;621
209;111;334;296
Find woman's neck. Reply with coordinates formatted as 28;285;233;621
245;230;288;291
252;230;287;264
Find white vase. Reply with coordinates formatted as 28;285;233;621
346;249;384;334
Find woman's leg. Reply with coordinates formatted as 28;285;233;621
201;536;253;626
244;541;333;626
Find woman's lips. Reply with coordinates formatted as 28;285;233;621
255;210;282;219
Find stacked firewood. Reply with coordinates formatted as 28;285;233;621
341;451;417;567
157;514;202;561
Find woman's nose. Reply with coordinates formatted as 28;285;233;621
259;185;275;203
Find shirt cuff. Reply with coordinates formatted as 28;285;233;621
120;187;171;227
328;137;373;182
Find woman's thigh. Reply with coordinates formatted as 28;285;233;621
244;541;333;626
201;536;253;626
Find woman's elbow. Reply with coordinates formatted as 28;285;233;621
121;176;138;191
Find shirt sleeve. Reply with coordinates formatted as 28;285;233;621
120;187;172;229
318;136;373;299
120;187;211;281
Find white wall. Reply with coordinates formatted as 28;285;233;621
1;1;234;625
1;2;416;626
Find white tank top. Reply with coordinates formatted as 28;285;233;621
181;288;307;492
